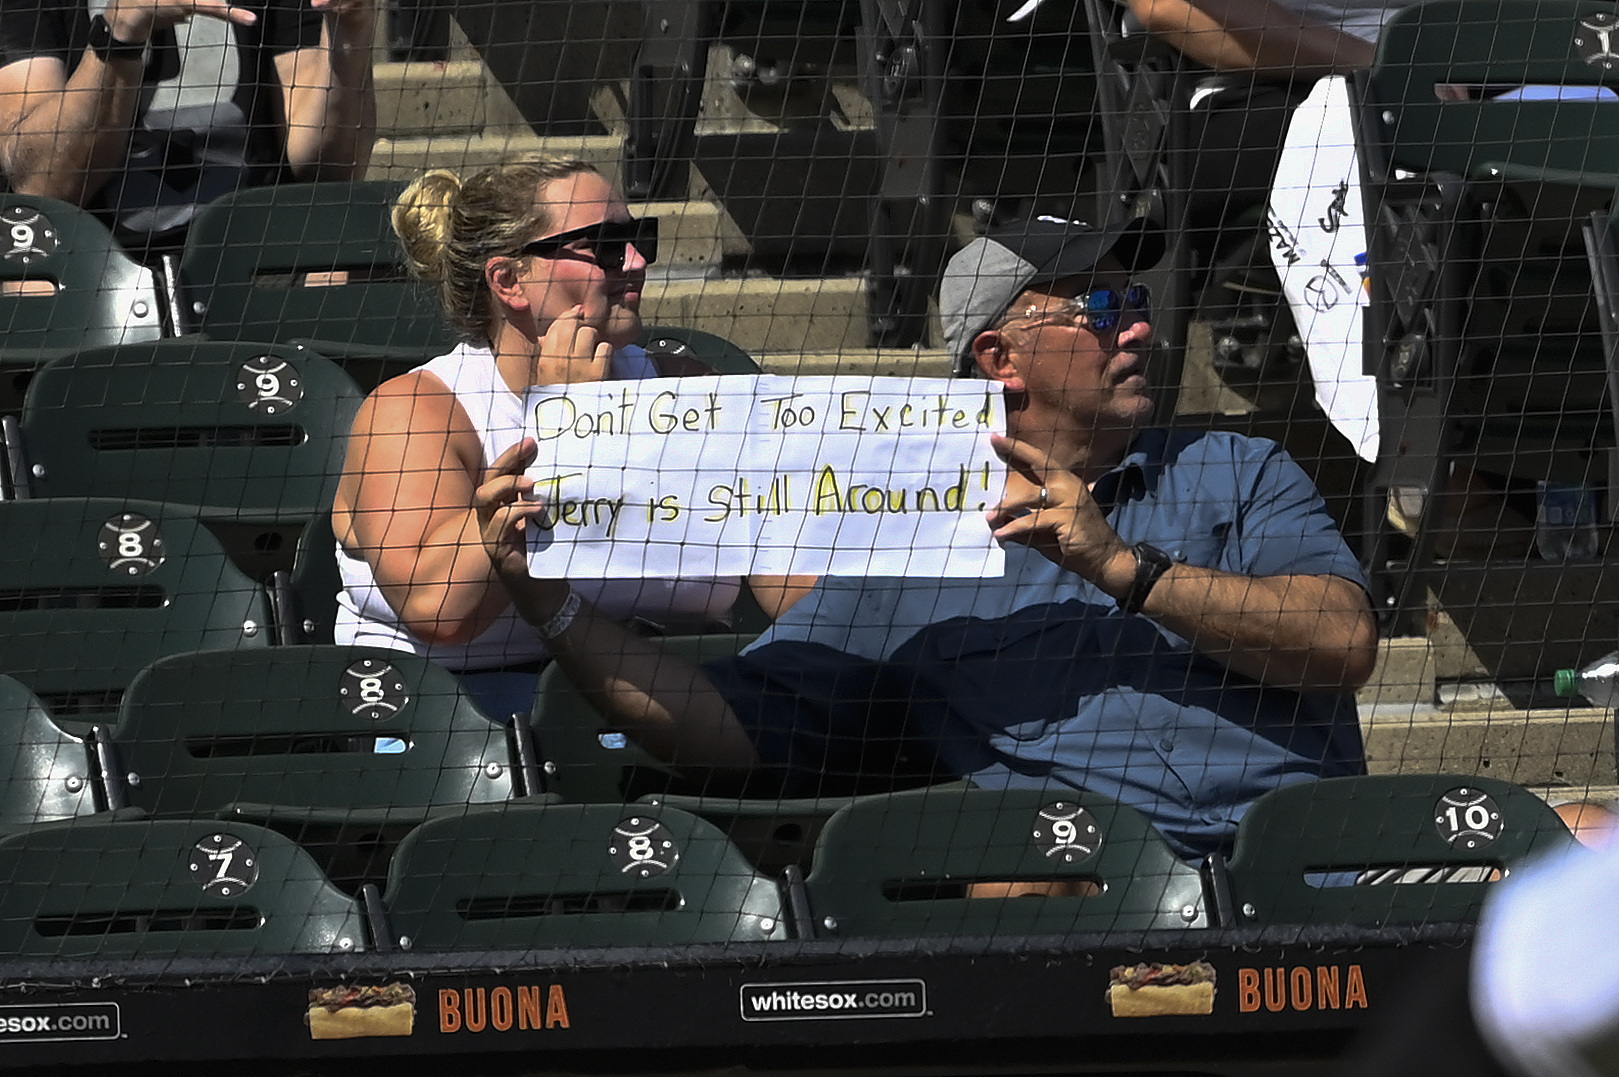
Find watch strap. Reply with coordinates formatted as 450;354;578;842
89;14;145;63
1119;542;1174;615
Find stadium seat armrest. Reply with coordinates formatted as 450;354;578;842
782;863;817;940
91;725;127;812
359;883;396;952
1201;851;1236;928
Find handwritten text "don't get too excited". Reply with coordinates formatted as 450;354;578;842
531;389;997;441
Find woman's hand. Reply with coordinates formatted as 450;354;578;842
472;438;539;580
540;305;614;385
472;437;571;618
984;433;1136;592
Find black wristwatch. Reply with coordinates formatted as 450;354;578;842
88;14;145;63
1119;542;1175;615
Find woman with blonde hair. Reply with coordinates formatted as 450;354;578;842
332;159;800;719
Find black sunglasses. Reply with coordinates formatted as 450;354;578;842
517;217;659;271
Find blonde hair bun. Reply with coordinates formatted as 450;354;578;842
393;169;463;283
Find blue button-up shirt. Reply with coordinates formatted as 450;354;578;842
709;428;1369;858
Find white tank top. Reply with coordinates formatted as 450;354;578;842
334;342;742;669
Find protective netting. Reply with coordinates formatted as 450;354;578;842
0;0;1612;993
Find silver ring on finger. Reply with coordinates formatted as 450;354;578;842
1038;486;1049;509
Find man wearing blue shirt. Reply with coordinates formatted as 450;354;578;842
477;213;1378;859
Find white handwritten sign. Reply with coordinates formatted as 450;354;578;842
520;375;1006;578
1267;74;1380;463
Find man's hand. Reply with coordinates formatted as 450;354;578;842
987;434;1376;690
985;433;1136;595
102;0;258;46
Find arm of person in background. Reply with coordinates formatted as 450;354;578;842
276;0;375;180
0;0;258;204
987;434;1378;692
1125;0;1373;78
475;437;762;771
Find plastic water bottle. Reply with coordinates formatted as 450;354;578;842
1535;481;1600;561
1554;651;1619;708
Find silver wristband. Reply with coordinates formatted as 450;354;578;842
536;586;583;641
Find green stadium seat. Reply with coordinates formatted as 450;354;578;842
0;193;164;413
1356;0;1619;631
0;498;273;735
801;786;1210;939
1223;775;1575;927
530;634;858;874
382;801;789;949
104;646;534;887
0;675;100;832
638;324;763;374
0;815;367;957
179;181;458;391
11;339;362;580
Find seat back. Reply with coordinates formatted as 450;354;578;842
0;193;163;364
383;801;788;949
803;786;1208;938
1365;1;1619;182
638;324;762;374
1224;775;1575;926
109;646;521;824
179;181;457;387
0;816;366;957
18;339;362;524
0;675;98;831
0;498;272;732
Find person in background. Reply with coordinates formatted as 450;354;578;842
473;213;1379;859
1121;0;1400;280
1125;0;1388;78
333;158;810;722
0;0;377;247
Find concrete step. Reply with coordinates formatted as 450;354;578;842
640;276;872;354
757;348;954;378
365;133;623;183
1359;636;1616;792
1361;700;1615;790
374;60;489;139
638;201;742;269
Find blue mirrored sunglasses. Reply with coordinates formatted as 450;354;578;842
1009;284;1151;333
518;217;659;271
